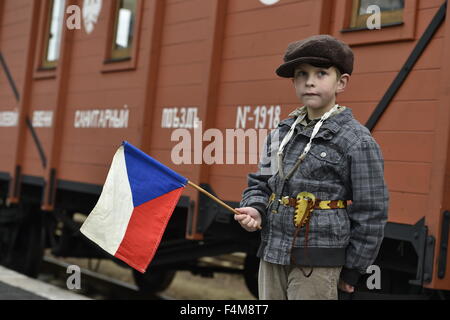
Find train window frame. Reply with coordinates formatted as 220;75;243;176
332;0;418;46
349;0;405;29
101;0;143;73
34;0;67;79
42;0;66;69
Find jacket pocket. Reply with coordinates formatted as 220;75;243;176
300;144;343;181
329;209;350;246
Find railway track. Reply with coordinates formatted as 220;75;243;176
39;256;173;300
38;253;248;300
197;253;246;275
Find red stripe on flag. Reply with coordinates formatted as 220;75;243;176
114;187;185;273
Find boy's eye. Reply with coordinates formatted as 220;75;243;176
295;71;307;78
295;70;328;78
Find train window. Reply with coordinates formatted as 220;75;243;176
350;0;404;29
42;0;66;69
110;0;137;61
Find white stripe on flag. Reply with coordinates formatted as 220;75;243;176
80;146;134;256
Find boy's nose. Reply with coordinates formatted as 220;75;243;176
306;78;315;87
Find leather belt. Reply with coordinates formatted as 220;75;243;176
267;192;349;278
269;193;347;210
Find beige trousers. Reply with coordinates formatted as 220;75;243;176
258;260;342;300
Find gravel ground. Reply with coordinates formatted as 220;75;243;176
164;271;255;300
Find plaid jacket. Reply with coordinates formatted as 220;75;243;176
240;107;389;285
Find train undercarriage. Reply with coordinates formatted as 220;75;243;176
0;179;260;298
1;178;450;299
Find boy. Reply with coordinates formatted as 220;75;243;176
234;35;389;300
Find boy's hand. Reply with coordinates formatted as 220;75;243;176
234;207;262;232
338;279;355;293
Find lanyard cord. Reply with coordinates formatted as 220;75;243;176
277;104;339;180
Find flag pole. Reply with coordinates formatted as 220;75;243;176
187;181;262;230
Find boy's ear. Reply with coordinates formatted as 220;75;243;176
337;73;350;94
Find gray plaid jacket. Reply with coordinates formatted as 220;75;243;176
239;107;389;285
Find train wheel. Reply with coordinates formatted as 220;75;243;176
132;268;176;293
1;206;45;277
243;253;259;298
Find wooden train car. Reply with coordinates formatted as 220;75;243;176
1;0;450;299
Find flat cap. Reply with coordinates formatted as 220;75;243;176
276;35;354;78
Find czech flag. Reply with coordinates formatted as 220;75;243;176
80;141;187;273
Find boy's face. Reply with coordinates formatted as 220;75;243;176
292;63;349;117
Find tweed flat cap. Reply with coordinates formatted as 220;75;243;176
276;35;354;78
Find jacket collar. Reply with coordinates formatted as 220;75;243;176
278;106;354;137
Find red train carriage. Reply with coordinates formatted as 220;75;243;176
1;0;450;298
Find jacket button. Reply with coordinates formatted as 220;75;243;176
320;152;327;158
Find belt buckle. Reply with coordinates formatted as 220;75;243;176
294;192;316;227
279;196;290;206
